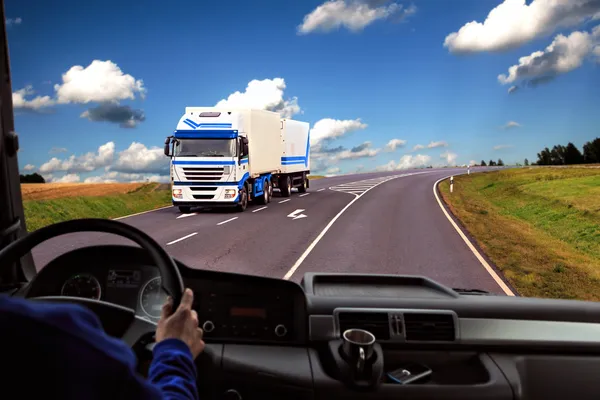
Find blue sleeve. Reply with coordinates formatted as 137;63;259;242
149;339;200;400
0;295;198;400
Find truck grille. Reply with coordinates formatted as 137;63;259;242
182;167;224;181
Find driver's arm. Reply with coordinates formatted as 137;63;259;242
0;294;199;400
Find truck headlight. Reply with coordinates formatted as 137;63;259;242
224;188;237;199
223;166;231;175
172;188;183;199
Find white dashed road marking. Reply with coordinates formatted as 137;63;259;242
217;217;238;226
166;232;197;246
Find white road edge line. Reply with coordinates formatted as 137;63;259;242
432;176;515;296
252;206;268;213
217;217;238;225
279;199;291;203
283;171;433;280
113;205;173;220
166;232;197;246
299;193;310;197
317;188;325;192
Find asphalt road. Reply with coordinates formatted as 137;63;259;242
30;167;509;294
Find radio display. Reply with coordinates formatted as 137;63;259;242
230;306;266;319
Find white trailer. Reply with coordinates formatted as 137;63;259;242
164;107;311;212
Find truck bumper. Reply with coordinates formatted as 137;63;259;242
173;200;239;208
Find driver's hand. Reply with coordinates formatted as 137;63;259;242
156;288;205;359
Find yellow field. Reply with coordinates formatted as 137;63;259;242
21;183;147;201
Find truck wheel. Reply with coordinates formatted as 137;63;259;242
237;187;248;212
298;175;307;193
258;180;270;205
280;176;291;197
267;180;273;202
179;206;191;213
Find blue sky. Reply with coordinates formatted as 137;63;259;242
6;0;600;182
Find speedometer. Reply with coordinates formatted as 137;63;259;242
61;274;101;300
140;277;168;319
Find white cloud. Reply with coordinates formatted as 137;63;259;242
298;0;416;34
493;144;514;150
51;173;81;183
469;160;477;166
310;118;367;147
498;30;597;87
326;166;341;174
503;121;521;129
39;142;115;174
49;147;68;154
508;85;519;94
334;141;380;160
444;0;600;53
112;142;168;174
440;151;458;165
411;141;448;151
377;154;432;171
12;85;55;111
23;164;35;171
80;104;145;128
215;78;300;118
6;17;22;26
54;60;146;104
385;138;407;151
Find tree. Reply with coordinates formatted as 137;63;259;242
19;173;45;183
563;142;583;165
536;147;552;165
497;159;504;166
480;160;487;166
524;158;529;166
489;160;496;166
583;138;600;164
550;145;566;165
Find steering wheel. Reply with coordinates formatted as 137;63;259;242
0;218;185;346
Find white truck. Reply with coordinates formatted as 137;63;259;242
164;107;311;212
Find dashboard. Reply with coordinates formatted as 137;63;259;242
20;245;600;400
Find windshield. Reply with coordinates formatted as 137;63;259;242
173;139;236;157
5;0;600;304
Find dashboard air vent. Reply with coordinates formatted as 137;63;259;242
338;312;390;340
404;313;456;341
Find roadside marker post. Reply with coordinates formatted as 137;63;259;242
450;176;454;193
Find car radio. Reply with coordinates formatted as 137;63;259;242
193;283;297;343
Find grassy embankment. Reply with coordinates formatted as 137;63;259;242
22;183;171;231
439;167;600;301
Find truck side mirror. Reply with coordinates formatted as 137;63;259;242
164;137;172;157
241;137;249;156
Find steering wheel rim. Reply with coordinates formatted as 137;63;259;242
0;218;184;308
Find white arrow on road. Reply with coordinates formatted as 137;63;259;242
287;209;307;220
177;212;198;219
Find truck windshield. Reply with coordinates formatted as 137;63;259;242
174;138;236;157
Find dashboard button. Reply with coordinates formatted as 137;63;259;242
274;324;287;337
202;320;215;333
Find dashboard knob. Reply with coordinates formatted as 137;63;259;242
274;324;287;337
202;320;215;333
222;389;242;400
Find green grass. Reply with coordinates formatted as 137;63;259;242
24;183;171;232
439;167;600;301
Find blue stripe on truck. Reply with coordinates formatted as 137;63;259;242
174;130;238;139
173;160;236;165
